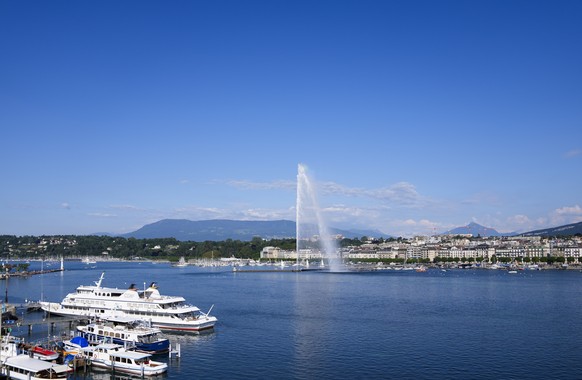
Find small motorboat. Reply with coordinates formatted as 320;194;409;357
24;345;60;361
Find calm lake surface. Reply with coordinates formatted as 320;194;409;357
5;261;582;379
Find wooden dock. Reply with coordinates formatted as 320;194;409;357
2;315;89;334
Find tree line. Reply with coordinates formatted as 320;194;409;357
0;235;377;261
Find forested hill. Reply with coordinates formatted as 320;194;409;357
521;221;582;237
121;219;389;241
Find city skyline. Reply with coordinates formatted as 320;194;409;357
1;1;581;237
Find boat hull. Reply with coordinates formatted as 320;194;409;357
90;361;167;376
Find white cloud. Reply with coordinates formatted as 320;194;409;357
563;149;582;158
60;202;71;210
554;204;582;216
225;177;429;208
550;204;582;226
88;213;117;218
240;208;294;220
382;218;445;237
224;179;295;190
170;205;294;221
507;214;532;226
109;204;142;211
499;206;582;234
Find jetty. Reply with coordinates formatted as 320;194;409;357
0;257;65;279
0;268;63;279
2;315;89;335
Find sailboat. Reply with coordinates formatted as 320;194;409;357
174;257;188;267
82;256;96;265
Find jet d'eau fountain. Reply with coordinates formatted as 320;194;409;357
296;164;345;272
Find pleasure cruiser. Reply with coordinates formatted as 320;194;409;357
81;343;167;376
40;273;217;332
76;318;170;354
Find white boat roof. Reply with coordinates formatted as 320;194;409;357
92;343;152;359
98;315;140;324
74;285;187;302
5;355;69;372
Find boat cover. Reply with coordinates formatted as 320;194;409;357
70;336;89;347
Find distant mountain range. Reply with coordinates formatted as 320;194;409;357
121;219;390;241
442;221;582;237
442;222;503;237
113;219;582;242
519;221;582;237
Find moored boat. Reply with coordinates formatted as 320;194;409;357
2;355;70;379
60;336;90;356
0;334;24;361
40;273;217;333
31;346;60;361
81;343;167;376
20;344;60;361
173;257;188;267
77;318;170;354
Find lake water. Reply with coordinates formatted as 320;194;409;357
5;261;582;379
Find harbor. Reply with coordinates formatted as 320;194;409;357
0;261;198;379
1;259;582;379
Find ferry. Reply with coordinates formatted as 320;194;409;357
81;343;167;376
40;273;217;333
76;318;170;354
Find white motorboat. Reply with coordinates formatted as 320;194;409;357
77;318;170;354
173;257;188;267
40;272;217;333
81;343;167;376
2;355;70;379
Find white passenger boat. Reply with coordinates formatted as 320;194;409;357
77;318;170;354
2;355;70;379
81;343;167;376
40;273;217;333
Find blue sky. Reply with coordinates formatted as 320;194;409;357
1;0;581;237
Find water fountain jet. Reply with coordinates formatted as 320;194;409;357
296;164;344;272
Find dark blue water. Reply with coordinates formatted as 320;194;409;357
6;262;582;379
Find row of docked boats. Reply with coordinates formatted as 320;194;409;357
0;317;172;378
40;272;217;332
0;334;73;379
1;333;168;378
0;272;217;379
64;341;168;376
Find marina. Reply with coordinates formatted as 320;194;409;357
1;260;582;379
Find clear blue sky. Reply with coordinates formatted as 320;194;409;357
1;0;581;237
